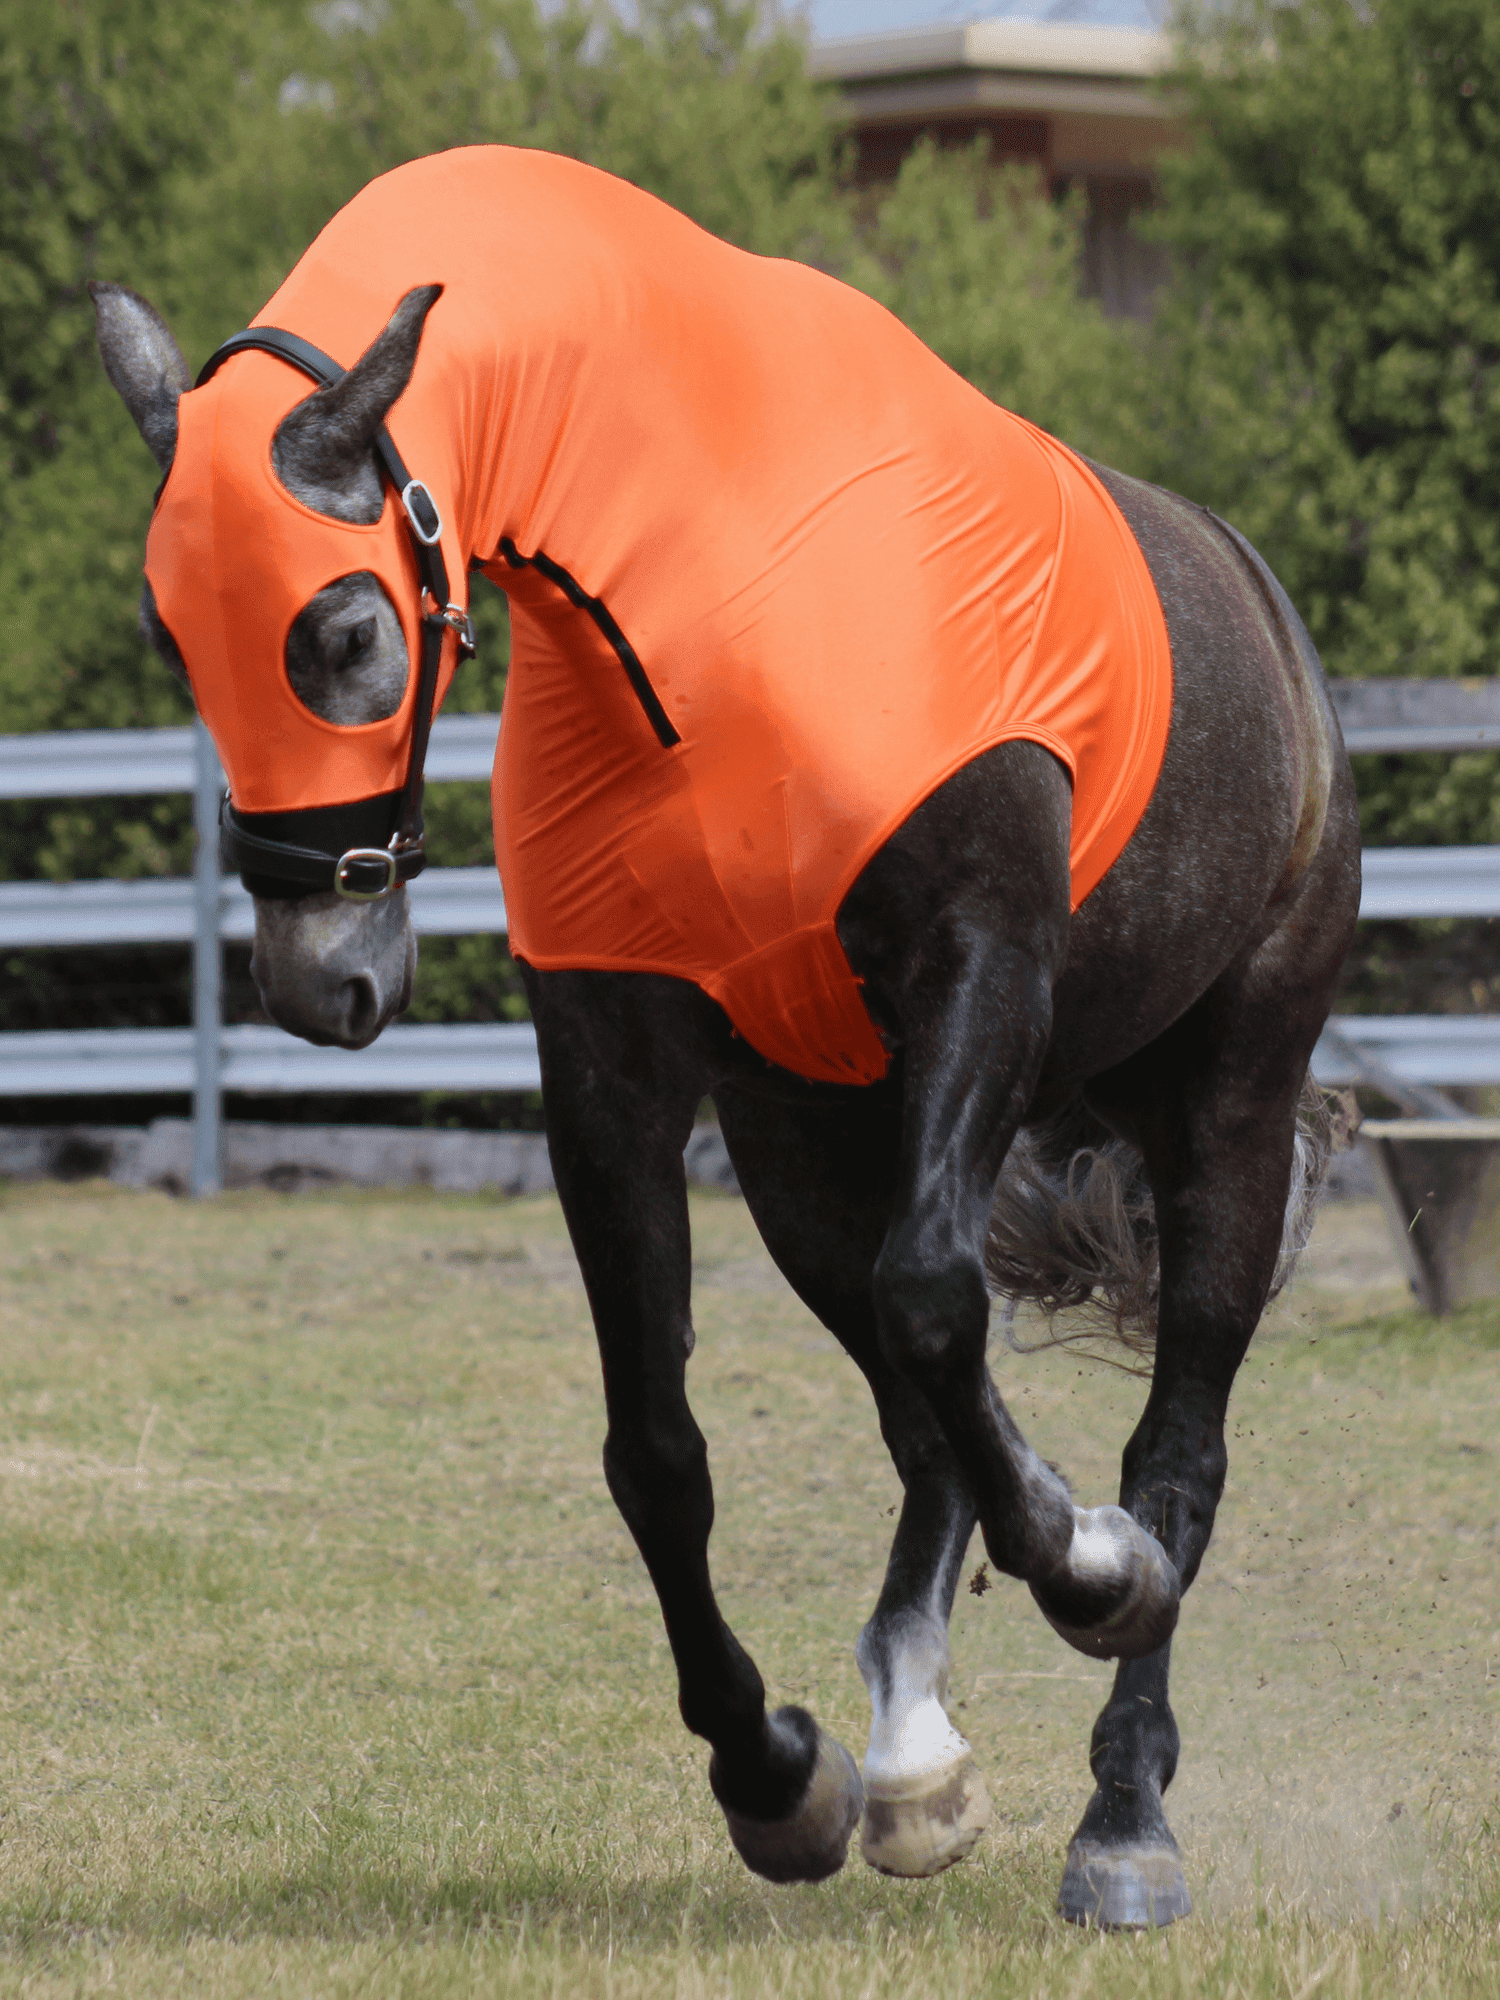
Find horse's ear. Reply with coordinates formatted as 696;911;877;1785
89;282;191;474
272;284;443;524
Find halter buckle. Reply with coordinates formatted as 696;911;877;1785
400;479;443;546
334;846;400;901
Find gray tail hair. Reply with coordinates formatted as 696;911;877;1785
984;1075;1350;1364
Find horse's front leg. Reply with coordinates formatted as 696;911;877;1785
871;956;1178;1659
840;747;1180;1664
716;1080;991;1880
524;966;863;1884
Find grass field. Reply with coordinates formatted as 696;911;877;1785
0;1174;1496;1996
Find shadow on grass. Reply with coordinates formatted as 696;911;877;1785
0;1836;1073;1954
7;1821;1500;1966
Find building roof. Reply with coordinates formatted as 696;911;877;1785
810;21;1169;83
804;18;1184;180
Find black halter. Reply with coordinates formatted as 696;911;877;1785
191;326;476;900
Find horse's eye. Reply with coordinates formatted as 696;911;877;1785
343;617;377;666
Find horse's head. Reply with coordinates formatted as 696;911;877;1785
92;282;445;1047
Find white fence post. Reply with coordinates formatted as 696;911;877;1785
191;720;223;1197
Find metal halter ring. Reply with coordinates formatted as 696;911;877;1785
334;846;400;901
420;588;477;656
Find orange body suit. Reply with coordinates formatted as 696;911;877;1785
151;146;1173;1086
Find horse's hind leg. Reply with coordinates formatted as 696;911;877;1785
1059;874;1354;1927
716;1080;991;1878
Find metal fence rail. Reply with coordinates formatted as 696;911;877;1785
2;843;1490;944
1330;676;1500;754
0;1022;542;1097
1355;847;1500;920
0;715;529;1193
1;678;1496;1195
0;715;501;796
1311;1016;1500;1090
0;867;508;947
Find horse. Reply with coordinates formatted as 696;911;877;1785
90;146;1360;1929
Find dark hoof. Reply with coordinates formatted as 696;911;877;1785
1031;1505;1180;1662
1058;1837;1191;1929
720;1727;863;1884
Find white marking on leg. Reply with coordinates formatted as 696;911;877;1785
856;1609;992;1877
858;1615;970;1787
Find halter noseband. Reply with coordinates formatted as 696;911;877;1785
190;326;476;901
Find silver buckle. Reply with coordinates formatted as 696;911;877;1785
441;603;477;654
334;846;399;901
420;589;478;656
400;479;443;546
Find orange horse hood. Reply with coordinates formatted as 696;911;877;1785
146;339;463;818
146;146;1173;1085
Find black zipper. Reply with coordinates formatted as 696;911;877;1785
499;537;680;748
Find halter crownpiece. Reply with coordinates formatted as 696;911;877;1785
188;325;476;900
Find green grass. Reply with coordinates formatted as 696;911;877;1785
0;1179;1495;1995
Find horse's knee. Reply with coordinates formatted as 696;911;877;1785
873;1234;989;1383
602;1414;711;1544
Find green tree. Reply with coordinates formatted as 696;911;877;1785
0;0;324;883
1145;0;1500;841
844;141;1145;468
0;0;1132;1045
274;0;844;262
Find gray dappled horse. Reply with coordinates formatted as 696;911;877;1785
92;237;1359;1928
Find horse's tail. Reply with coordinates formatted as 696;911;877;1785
983;1076;1340;1361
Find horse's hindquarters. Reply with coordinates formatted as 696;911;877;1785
1039;463;1359;1099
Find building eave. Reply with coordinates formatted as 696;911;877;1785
807;20;1171;88
828;72;1172;124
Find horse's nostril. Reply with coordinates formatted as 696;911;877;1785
338;975;382;1047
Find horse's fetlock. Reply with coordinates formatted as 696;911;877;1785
1088;1693;1179;1796
708;1703;819;1822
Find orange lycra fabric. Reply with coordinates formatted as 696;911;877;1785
146;340;455;815
145;146;1173;1087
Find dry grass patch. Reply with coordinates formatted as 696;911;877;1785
0;1178;1493;1994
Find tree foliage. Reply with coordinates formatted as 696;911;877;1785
0;0;1136;901
1150;0;1500;681
1142;0;1500;845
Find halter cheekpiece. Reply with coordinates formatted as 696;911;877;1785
190;325;476;900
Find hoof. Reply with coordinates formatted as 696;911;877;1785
861;1750;991;1878
720;1726;863;1884
1031;1505;1180;1661
1058;1837;1191;1929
